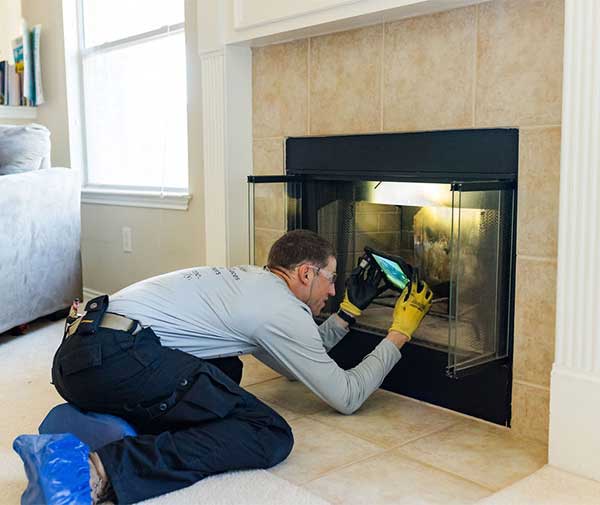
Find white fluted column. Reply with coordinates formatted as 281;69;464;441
549;0;600;482
200;51;228;265
198;0;252;266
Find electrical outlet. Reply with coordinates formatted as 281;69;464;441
122;226;133;253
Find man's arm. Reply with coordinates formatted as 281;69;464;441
253;282;431;415
386;330;410;348
253;307;403;415
317;260;383;350
252;349;299;381
317;313;349;351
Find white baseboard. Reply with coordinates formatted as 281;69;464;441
549;365;600;482
82;287;107;301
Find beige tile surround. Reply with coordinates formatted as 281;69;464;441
252;40;308;139
476;0;564;127
310;25;382;135
513;257;557;389
383;6;476;132
252;0;564;444
243;356;547;505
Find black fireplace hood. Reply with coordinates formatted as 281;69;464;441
285;128;518;182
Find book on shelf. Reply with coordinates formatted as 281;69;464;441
0;61;5;105
7;63;21;106
0;20;43;107
32;24;44;105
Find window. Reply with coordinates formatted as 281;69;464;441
79;0;188;194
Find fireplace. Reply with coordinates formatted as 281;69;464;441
248;129;518;426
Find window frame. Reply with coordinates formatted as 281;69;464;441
76;0;191;210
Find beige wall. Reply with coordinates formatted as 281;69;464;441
252;0;564;443
0;0;21;63
20;0;70;166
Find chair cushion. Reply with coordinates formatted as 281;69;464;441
0;123;51;175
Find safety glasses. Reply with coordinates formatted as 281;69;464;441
306;265;337;285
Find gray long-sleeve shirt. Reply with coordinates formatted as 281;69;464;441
108;265;401;414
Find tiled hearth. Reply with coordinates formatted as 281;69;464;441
243;356;547;505
251;0;564;443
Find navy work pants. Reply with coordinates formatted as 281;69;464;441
51;323;293;504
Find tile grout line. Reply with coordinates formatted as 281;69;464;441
477;122;562;130
244;375;286;390
518;123;563;130
254;136;288;141
393;450;500;493
241;375;282;388
252;225;292;232
380;21;385;132
296;479;344;505
512;378;550;392
299;442;393;486
306;412;462;451
472;4;478;127
307;37;311;135
246;389;331;419
517;254;558;264
381;421;463;451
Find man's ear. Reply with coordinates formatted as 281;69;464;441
297;263;313;285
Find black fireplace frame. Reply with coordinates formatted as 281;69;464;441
286;128;518;183
248;128;518;426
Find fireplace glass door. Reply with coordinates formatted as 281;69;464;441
248;176;515;379
247;175;303;267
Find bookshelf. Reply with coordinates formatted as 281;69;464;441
1;21;43;112
0;105;37;119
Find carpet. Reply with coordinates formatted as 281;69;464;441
139;470;330;505
0;318;330;505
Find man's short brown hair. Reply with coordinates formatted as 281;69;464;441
267;230;335;270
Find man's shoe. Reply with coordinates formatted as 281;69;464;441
13;433;92;505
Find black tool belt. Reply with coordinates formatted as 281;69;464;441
78;295;109;335
65;295;139;339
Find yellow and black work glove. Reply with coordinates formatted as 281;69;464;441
389;280;433;340
339;260;386;318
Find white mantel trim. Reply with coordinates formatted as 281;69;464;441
233;0;361;31
224;0;488;46
549;0;600;482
